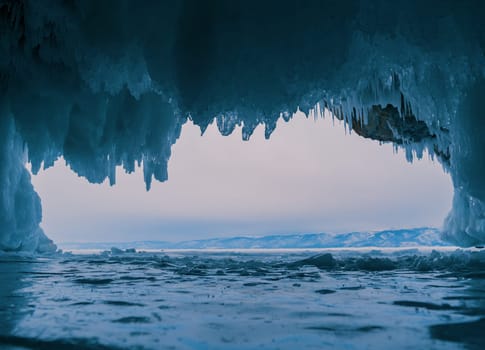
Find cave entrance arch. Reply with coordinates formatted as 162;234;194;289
1;0;484;251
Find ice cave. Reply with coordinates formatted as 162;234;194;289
0;0;484;252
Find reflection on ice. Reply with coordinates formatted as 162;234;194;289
0;257;37;335
0;249;484;349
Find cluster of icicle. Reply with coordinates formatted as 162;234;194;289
0;0;484;252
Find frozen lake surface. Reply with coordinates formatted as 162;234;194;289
1;248;484;349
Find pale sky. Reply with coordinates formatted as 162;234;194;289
31;112;454;243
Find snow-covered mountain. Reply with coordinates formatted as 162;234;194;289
60;228;450;251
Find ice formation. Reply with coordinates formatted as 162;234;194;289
0;0;484;251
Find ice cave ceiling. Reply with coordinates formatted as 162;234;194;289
0;0;484;252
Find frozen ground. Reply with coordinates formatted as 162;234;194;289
1;248;484;350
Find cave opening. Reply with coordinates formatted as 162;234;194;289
29;108;453;248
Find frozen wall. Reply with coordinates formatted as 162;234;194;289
0;115;55;252
0;0;484;251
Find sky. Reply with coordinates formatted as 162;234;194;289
31;112;454;243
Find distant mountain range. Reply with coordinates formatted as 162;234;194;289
59;227;450;251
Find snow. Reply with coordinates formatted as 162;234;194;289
0;0;484;250
59;228;449;251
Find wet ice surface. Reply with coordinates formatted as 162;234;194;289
1;249;485;350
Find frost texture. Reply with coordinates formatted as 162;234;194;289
0;0;484;251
